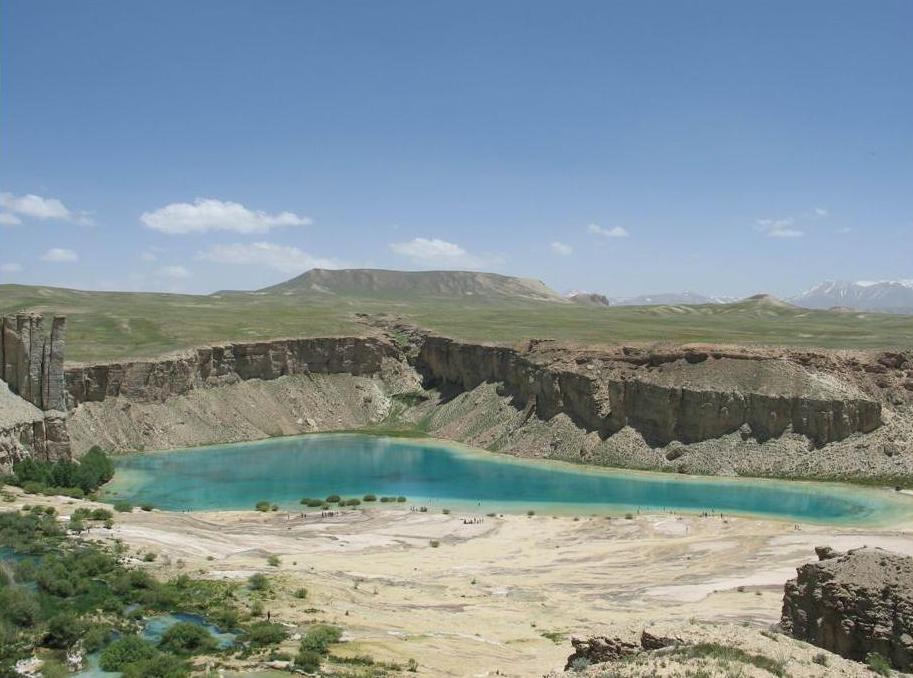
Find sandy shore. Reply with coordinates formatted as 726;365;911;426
8;491;913;677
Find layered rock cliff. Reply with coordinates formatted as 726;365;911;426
781;547;913;670
415;337;882;448
57;328;913;482
0;314;71;470
65;336;400;406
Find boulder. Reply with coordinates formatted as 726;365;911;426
781;547;913;671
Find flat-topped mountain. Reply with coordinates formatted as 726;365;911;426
259;268;566;301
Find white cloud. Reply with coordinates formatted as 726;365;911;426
388;237;502;269
0;192;93;226
813;207;829;218
156;265;191;279
40;248;79;262
142;198;311;235
196;241;342;274
550;241;573;255
390;237;466;260
587;223;629;238
756;217;803;238
141;251;158;262
0;262;23;273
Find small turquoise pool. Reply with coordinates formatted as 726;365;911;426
102;434;913;525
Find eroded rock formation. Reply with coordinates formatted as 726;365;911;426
415;336;882;447
56;328;910;483
0;313;67;411
0;314;71;470
65;336;398;406
781;547;913;670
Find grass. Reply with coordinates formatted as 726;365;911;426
669;642;787;676
3;283;912;363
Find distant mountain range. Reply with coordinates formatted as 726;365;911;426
570;280;913;314
567;291;736;307
247;268;913;315
790;280;913;314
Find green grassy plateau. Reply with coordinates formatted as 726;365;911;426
2;282;912;363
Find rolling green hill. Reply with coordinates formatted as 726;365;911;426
1;271;911;363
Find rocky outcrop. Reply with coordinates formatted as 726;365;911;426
781;547;913;670
0;314;70;470
65;336;399;406
0;314;67;411
416;337;881;447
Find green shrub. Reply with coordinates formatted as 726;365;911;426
43;613;85;648
0;587;41;626
363;494;377;502
299;624;342;654
91;508;113;521
442;508;450;515
113;501;133;513
120;652;189;678
141;504;155;512
143;552;157;562
397;496;407;502
255;500;271;512
293;587;308;599
100;635;158;671
245;621;287;646
11;447;113;496
429;540;440;548
527;510;536;516
295;648;322;672
344;498;361;507
83;624;113;652
248;573;269;591
157;621;217;655
267;554;280;567
866;652;892;676
325;494;341;503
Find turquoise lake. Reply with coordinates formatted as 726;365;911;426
103;434;913;525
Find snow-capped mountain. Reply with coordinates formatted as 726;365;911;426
792;280;913;313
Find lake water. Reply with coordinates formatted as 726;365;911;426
102;433;912;525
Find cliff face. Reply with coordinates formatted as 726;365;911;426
782;547;913;670
415;337;881;448
0;314;71;470
0;314;67;411
65;336;399;406
57;330;910;480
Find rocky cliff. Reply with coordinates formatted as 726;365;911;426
65;336;399;406
415;337;882;447
781;547;913;671
64;335;418;453
1;313;67;411
58;328;913;482
0;314;71;470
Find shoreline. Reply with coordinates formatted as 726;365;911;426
6;488;913;677
100;432;913;528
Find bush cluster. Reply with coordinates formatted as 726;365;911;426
10;447;114;498
0;510;241;677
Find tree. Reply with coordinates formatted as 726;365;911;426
99;635;158;672
157;621;217;655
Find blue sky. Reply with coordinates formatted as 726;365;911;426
1;0;911;297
